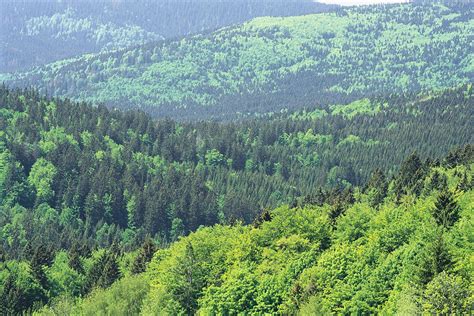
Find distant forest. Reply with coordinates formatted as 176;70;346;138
3;2;472;119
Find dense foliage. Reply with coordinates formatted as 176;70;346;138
0;0;333;72
2;147;472;314
0;84;472;260
3;2;473;119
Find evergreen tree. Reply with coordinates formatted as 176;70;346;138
419;232;452;284
68;243;84;274
84;252;107;292
30;244;54;290
1;275;22;315
98;253;121;288
432;189;460;229
252;209;272;228
172;242;202;315
456;171;472;192
426;170;448;192
131;237;156;274
395;152;426;197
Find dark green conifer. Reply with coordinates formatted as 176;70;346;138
432;189;460;229
131;237;156;274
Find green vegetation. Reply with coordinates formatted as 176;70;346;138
1;0;332;72
0;82;472;314
1;1;472;313
3;147;471;314
0;84;472;265
3;2;473;119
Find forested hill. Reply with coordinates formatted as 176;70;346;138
3;144;473;314
0;0;334;73
1;84;472;262
2;2;473;119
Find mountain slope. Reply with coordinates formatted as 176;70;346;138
6;149;474;315
0;84;472;264
2;2;473;119
0;0;334;72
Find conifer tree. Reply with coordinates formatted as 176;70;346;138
68;243;84;274
98;253;121;288
131;237;156;274
432;189;460;229
395;152;426;197
252;209;272;228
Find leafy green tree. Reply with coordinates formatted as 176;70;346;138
28;158;57;204
423;272;470;315
205;149;227;167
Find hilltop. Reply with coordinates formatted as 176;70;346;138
2;2;473;119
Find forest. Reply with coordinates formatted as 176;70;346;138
0;83;472;313
0;0;333;73
2;2;473;119
1;1;473;314
1;139;473;314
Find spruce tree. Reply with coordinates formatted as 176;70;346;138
432;189;460;229
131;237;156;274
98;253;121;288
68;243;84;274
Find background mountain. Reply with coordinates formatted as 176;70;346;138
2;2;472;119
0;0;335;73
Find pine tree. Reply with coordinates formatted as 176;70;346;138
98;253;121;288
131;237;156;274
30;244;54;290
252;209;272;228
68;243;84;274
84;252;107;292
432;189;460;229
457;171;472;192
395;152;425;197
172;242;202;315
1;274;21;315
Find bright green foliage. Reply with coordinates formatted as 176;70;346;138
35;274;149;316
330;98;382;119
205;149;227;167
39;127;78;154
423;272;471;314
4;149;472;315
142;225;245;315
137;161;473;315
28;158;57;204
0;86;472;314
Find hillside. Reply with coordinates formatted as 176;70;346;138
2;147;473;314
2;2;473;119
0;83;472;262
0;0;334;72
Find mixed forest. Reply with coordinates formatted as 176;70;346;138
0;82;473;314
2;2;473;119
0;0;333;73
0;0;473;315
